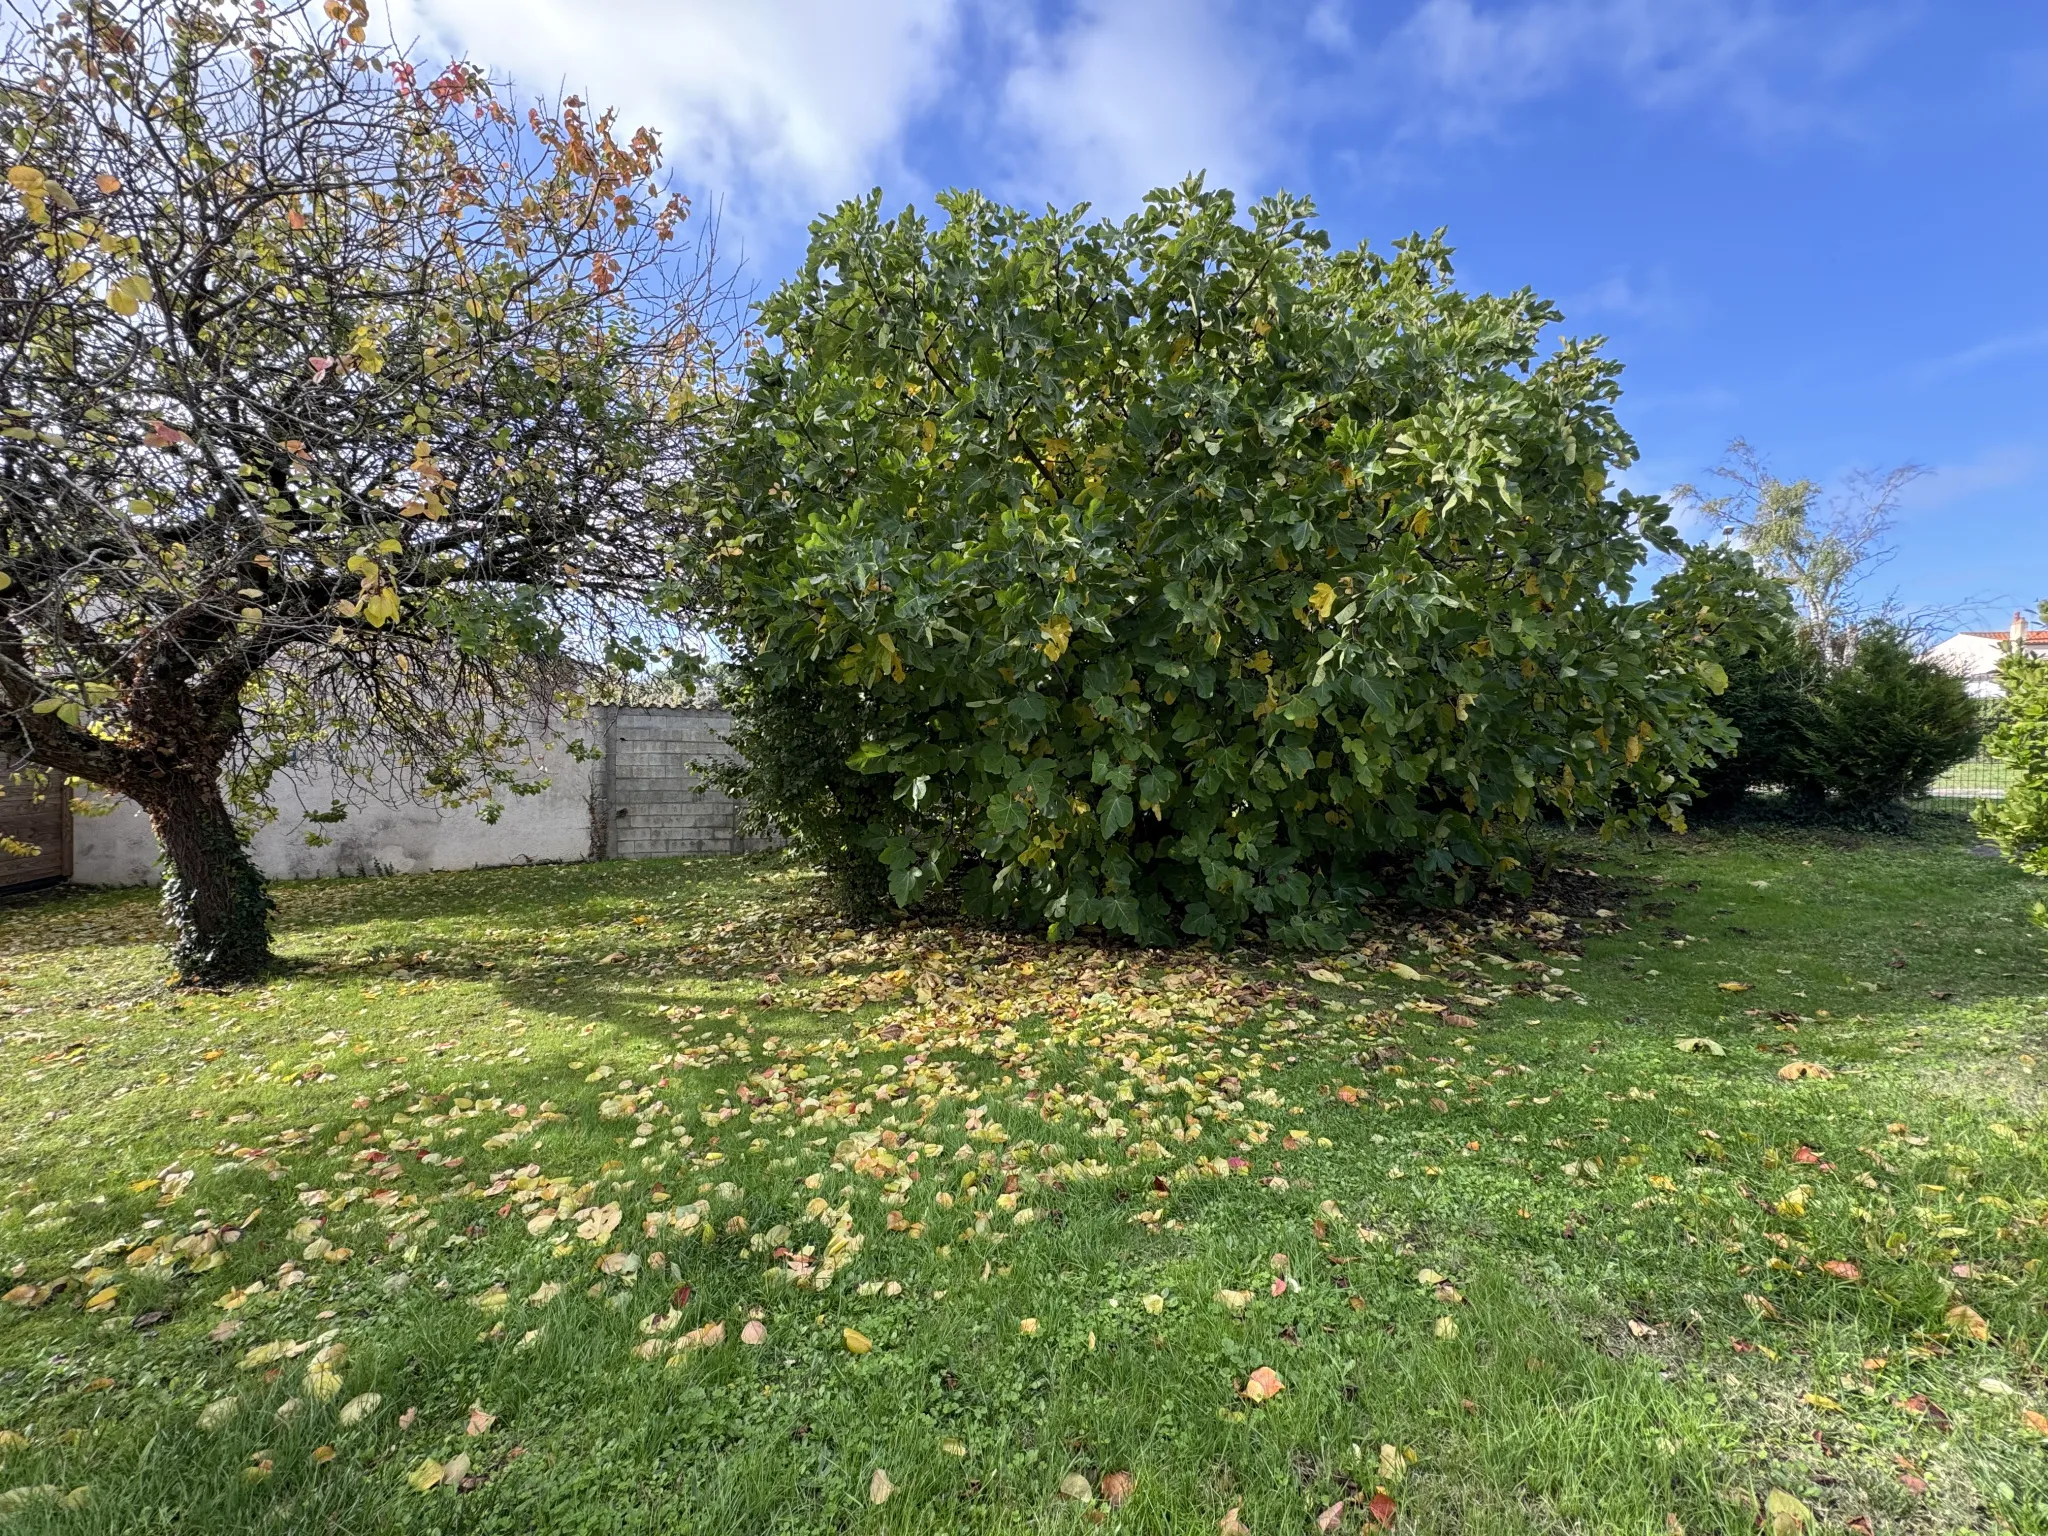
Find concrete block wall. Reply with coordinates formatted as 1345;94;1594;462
70;705;777;887
595;707;782;859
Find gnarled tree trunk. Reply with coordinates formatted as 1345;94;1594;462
135;766;272;984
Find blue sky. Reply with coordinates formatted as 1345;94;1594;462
400;0;2048;629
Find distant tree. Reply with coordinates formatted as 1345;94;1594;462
0;0;719;981
1674;439;1923;662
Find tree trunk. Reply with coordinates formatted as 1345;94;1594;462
140;767;273;984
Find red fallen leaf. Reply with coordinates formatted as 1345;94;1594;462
1730;1338;1757;1353
1820;1260;1861;1282
1365;1490;1398;1528
1269;1277;1287;1298
671;1284;692;1311
1152;1176;1170;1193
1101;1471;1134;1507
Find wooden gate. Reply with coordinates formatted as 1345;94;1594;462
0;774;72;892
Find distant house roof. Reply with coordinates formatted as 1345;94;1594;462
1961;629;2048;644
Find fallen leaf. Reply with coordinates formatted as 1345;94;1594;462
440;1453;469;1488
1219;1506;1250;1536
2020;1408;2048;1436
1626;1319;1655;1339
1976;1376;2014;1396
1058;1472;1092;1501
197;1398;238;1431
741;1319;767;1346
1764;1488;1811;1534
1945;1303;1991;1341
1365;1490;1398;1529
1317;1500;1345;1532
1717;981;1752;992
1102;1470;1135;1507
339;1393;381;1427
83;1286;119;1314
1143;1294;1165;1315
1240;1366;1285;1403
1215;1289;1253;1312
1019;1317;1040;1336
466;1402;496;1436
942;1439;967;1457
397;1406;418;1431
1897;1394;1952;1431
1674;1037;1725;1055
1777;1061;1834;1081
1434;1316;1458;1339
843;1328;873;1354
406;1458;444;1494
1378;1443;1407;1483
1819;1260;1861;1282
1386;962;1426;982
868;1467;893;1504
311;1443;336;1466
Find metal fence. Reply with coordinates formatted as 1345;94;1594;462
1925;749;2013;802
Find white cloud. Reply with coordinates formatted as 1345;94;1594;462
1365;0;1900;142
989;0;1283;213
395;0;960;216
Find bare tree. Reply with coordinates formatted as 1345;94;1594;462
1673;439;1923;661
0;0;725;980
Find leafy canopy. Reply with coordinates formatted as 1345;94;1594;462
712;182;1772;945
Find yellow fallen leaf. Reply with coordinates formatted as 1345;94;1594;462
1674;1037;1724;1055
868;1467;893;1504
1142;1294;1165;1315
1717;981;1752;992
843;1328;873;1354
1434;1315;1458;1339
1801;1392;1842;1412
83;1286;118;1314
338;1393;381;1427
1058;1472;1092;1501
1215;1289;1253;1312
1386;962;1426;982
1777;1061;1834;1081
1018;1317;1039;1336
406;1458;444;1494
1946;1304;1991;1341
942;1439;967;1457
311;1444;336;1466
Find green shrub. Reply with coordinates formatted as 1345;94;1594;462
1789;629;1980;819
1976;638;2048;880
1689;619;1822;811
709;183;1777;945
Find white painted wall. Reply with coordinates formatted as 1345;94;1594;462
72;738;599;887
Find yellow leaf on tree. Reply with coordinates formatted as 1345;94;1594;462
1307;581;1336;619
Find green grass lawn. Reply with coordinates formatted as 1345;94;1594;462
1;814;2044;1534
